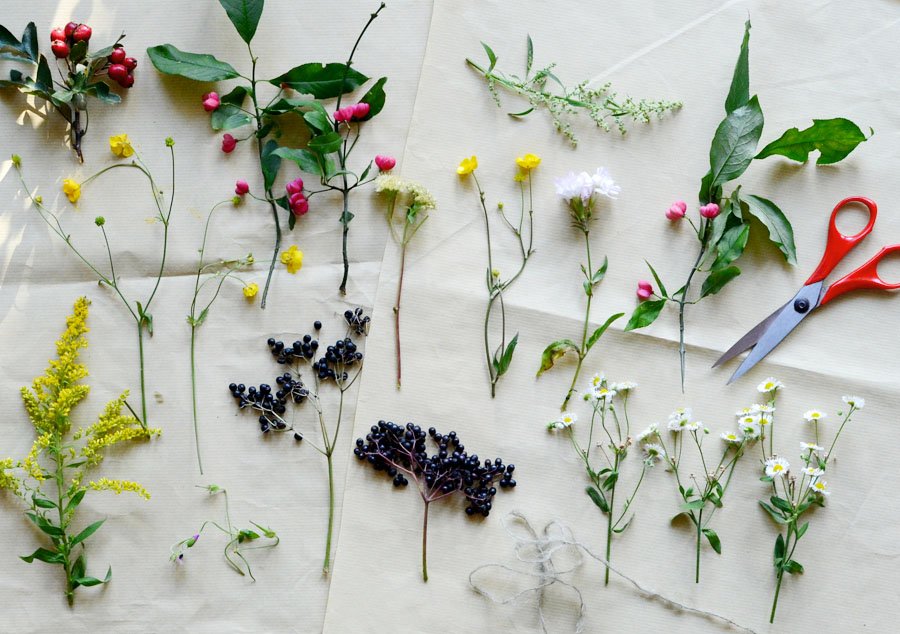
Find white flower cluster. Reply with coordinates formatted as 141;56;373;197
548;411;577;431
666;407;700;432
375;174;437;210
554;167;620;204
580;373;637;405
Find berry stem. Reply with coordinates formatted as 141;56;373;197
676;219;709;393
421;501;430;582
72;108;85;163
394;242;406;388
338;189;350;295
323;451;335;575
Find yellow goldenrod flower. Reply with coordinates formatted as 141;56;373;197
109;133;134;158
0;457;21;493
89;477;151;500
243;283;259;299
62;179;81;204
515;153;541;171
457;155;478;176
280;245;304;274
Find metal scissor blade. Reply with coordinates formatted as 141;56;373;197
726;282;824;384
712;301;790;368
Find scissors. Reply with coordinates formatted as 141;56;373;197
714;196;900;383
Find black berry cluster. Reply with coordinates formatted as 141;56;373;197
228;382;290;434
354;421;516;517
344;307;371;335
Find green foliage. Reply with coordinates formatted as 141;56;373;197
269;63;369;98
218;0;265;44
625;299;665;331
757;118;869;165
536;339;579;376
146;44;240;81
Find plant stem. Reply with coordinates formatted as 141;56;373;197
136;320;148;428
676;225;709;392
190;326;203;474
563;229;593;410
422;501;430;582
394;242;407;388
770;529;791;623
323;452;335;575
72;109;84;163
695;509;703;583
338;190;351;295
52;432;74;605
604;453;619;586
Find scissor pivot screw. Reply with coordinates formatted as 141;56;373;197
794;298;810;313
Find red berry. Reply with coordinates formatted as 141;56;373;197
108;63;128;82
72;24;92;42
64;22;79;38
123;57;137;71
51;40;70;59
120;74;135;89
109;47;126;64
50;27;65;42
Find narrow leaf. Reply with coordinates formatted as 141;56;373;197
586;486;609;514
496;334;519;376
624;299;665;331
645;261;668;298
70;519;105;547
260;139;281;190
724;20;751;114
742;194;797;265
702;528;722;554
20;547;64;565
774;533;786;562
756;118;869;165
20;22;38;62
526;35;534;76
146;44;240;82
481;42;497;71
586;313;624;351
759;501;788;525
700;266;740;298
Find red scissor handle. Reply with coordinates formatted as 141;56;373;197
820;243;900;306
805;197;878;285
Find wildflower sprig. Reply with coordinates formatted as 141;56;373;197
625;20;869;390
228;310;370;575
375;171;436;388
758;389;863;623
466;36;681;146
170;485;278;581
187;194;256;474
148;1;388;303
458;154;538;397
14;136;176;428
0;298;159;605
549;374;647;586
537;169;623;410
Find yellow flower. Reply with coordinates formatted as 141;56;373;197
513;172;526;182
243;283;259;299
109;133;134;158
89;477;151;500
515;153;541;171
280;245;304;274
457;155;478;175
62;179;81;204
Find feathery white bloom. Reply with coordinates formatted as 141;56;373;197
802;466;824;477
803;410;827;423
591;167;620;199
643;443;666;462
611;381;637;392
735;405;761;417
800;442;824;453
842;395;865;410
720;431;743;444
554;171;595;203
669;407;692;423
757;377;784;393
765;457;790;477
809;479;830;496
684;420;701;432
636;423;659;442
757;403;775;413
407;182;437;210
375;174;406;194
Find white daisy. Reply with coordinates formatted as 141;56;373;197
720;431;743;444
757;403;775;413
803;410;827;423
611;381;637;392
643;443;666;462
800;442;824;453
591;385;617;403
739;420;761;439
758;411;773;427
757;377;784;394
669;407;692;423
556;412;577;429
809;479;830;496
842;395;865;410
802;466;824;477
589;372;606;389
683;420;701;432
735;404;762;417
764;457;790;477
636;423;659;442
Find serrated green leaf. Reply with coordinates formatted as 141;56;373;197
269;63;368;98
624;299;665;331
358;76;387;120
709;95;764;188
218;0;265;44
742;194;797;265
146;44;240;82
700;266;740;298
536;339;579;376
702;527;722;554
586;486;609;514
756;118;869;165
724;20;751;114
711;222;749;271
586;313;623;351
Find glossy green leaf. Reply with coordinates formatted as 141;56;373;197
84;82;121;105
709;96;764;188
481;42;497;72
645;261;668;298
711;222;750;271
308;131;343;155
20;22;37;62
0;23;23;56
211;85;250;130
724;20;751;113
586;486;609;513
218;0;265;44
71;519;105;547
20;547;64;565
698;169;721;206
31;496;56;509
536;339;579;376
74;566;112;587
756;118;869;165
602;471;619;490
269;63;368;98
495;334;519;376
708;189;742;248
774;532;786;563
586;313;624;351
358;76;387;120
742;194;797;265
273;147;322;176
759;501;788;525
624;299;665;331
303;109;332;134
702;528;722;554
700;266;740;298
146;44;240;82
782;559;804;574
70;40;88;64
259;139;281;190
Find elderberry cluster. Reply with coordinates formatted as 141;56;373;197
354;421;516;517
228;382;289;434
344;308;371;335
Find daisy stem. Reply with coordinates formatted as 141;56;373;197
604;452;619;586
695;508;703;583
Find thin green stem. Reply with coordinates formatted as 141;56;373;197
695;508;703;583
422;501;430;582
190;326;203;474
562;229;593;410
136;321;147;427
677;224;708;393
323;453;335;575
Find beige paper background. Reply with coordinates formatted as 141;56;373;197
1;0;899;632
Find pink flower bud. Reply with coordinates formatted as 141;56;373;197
202;92;220;112
636;280;653;300
352;102;370;119
666;200;687;220
221;133;237;154
235;179;249;196
375;155;396;171
333;106;354;123
289;192;309;216
700;203;720;219
285;177;304;196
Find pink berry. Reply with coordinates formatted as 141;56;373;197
665;200;687;220
50;27;66;42
374;155;396;171
285;177;304;196
51;40;70;59
352;102;370;119
700;203;720;219
235;179;250;196
202;92;220;112
108;63;128;82
72;24;92;42
123;57;137;71
289;192;309;216
109;47;126;64
222;134;237;153
636;280;654;300
64;22;78;39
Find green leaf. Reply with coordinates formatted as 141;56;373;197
724;20;751;114
70;40;89;64
742;194;797;265
526;35;534;77
65;489;86;515
770;496;792;514
702;528;722;554
481;42;497;72
536;339;579;376
756;118;869;165
508;107;534;118
708;189;742;248
0;23;24;59
681;499;705;511
495;334;519;376
264;97;326;116
34;56;52;93
711;222;749;271
259;139;281;190
613;517;633;534
586;486;609;514
698;170;721;205
759;501;788;525
308;131;343;155
74;566;112;587
26;513;64;537
273;147;322;176
602;471;619;491
32;496;56;509
645;261;668;298
20;547;64;565
211;85;251;131
709;95;764;188
700;266;740;298
84;82;121;105
303;109;332;134
782;559;804;575
774;532;786;563
269;63;368;99
358;76;387;120
586;313;624;351
624;299;665;331
70;519;105;547
146;44;240;82
218;0;265;44
71;552;86;580
796;521;809;539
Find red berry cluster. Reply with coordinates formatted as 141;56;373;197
49;22;136;88
107;46;137;88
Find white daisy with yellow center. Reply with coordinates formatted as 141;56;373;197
643;443;666;462
809;479;830;496
636;423;659;442
591;385;617;403
757;377;784;394
590;373;606;388
842;395;865;410
803;410;826;423
720;431;742;444
556;412;577;429
802;466;824;477
765;457;790;477
800;442;824;453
